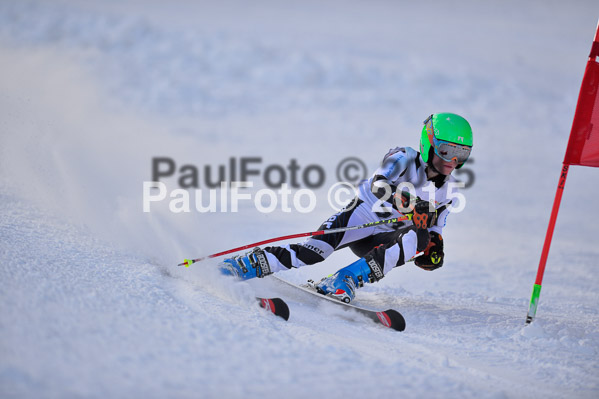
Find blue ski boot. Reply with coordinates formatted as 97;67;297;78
220;247;273;280
313;255;384;303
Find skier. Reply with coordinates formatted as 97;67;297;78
221;113;473;303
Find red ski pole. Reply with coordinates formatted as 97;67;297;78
178;214;412;267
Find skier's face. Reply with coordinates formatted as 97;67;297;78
431;153;458;176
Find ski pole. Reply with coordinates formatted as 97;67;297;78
178;214;413;267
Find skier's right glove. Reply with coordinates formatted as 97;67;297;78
393;192;437;225
409;199;436;252
413;200;436;230
414;231;444;271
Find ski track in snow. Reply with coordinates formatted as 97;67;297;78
1;0;599;398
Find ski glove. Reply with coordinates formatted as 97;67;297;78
412;200;436;229
414;231;444;271
394;192;437;226
411;198;437;252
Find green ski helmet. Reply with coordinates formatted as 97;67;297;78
420;113;473;169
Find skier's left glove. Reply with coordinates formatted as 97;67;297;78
414;231;444;271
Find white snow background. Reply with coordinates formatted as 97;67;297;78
1;0;599;398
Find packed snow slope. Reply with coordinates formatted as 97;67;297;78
1;1;599;398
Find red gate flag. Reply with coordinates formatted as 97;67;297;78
563;21;599;167
527;20;599;324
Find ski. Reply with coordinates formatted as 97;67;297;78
257;297;290;321
270;276;405;331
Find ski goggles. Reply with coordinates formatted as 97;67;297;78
433;137;472;163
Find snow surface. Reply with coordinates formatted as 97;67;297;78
1;0;599;398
